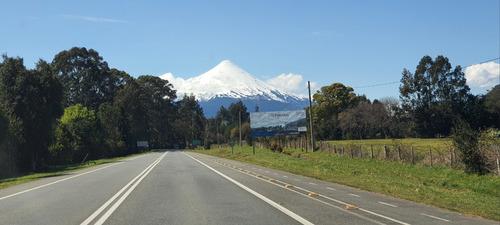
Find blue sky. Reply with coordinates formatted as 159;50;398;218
2;0;499;101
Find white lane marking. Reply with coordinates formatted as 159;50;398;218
326;187;336;191
273;173;279;175
275;180;411;225
265;171;270;173
246;172;386;225
192;152;411;225
81;152;168;225
349;194;361;198
283;176;288;178
122;154;147;161
309;182;317;186
0;163;120;201
421;213;450;222
378;201;397;208
185;153;314;225
294;179;300;181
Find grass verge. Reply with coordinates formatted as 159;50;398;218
0;151;153;190
194;146;500;221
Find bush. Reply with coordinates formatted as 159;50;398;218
478;128;500;175
452;121;487;175
270;143;283;153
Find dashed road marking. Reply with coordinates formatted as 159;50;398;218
378;201;397;208
326;187;336;191
349;194;361;198
421;213;450;222
309;182;317;186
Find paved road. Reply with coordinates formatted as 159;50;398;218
0;150;496;225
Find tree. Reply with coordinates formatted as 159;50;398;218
52;47;115;110
311;83;358;140
339;101;390;139
175;94;206;148
113;78;148;153
0;56;64;171
400;55;471;137
136;75;177;148
380;97;410;138
228;100;249;124
483;85;500;128
97;103;126;157
50;104;101;164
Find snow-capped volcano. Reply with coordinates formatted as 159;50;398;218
160;60;308;117
163;60;304;102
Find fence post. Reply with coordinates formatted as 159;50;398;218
449;146;453;166
371;145;374;159
384;145;388;160
342;147;344;155
334;145;337;154
454;148;457;164
411;146;414;165
360;145;363;158
351;149;354;159
429;148;433;167
398;146;401;161
497;158;500;175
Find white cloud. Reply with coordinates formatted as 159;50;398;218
159;72;186;91
266;73;304;92
60;15;126;23
309;81;319;93
465;62;500;90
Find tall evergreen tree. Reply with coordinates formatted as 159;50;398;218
52;47;114;111
400;55;471;137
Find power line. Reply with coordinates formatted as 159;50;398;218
353;57;500;89
354;81;399;89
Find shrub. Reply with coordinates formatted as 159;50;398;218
452;121;487;175
270;143;283;153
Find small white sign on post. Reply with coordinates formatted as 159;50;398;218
137;141;148;148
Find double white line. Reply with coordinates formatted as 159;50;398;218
81;152;168;225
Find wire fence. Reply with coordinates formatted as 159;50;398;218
211;137;500;175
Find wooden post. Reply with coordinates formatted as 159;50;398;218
384;145;388;160
429;148;433;167
360;145;363;158
398;146;401;161
454;148;457;164
371;145;374;159
350;149;354;159
449;146;453;166
334;145;337;154
411;146;414;165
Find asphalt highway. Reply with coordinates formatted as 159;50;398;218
0;150;496;225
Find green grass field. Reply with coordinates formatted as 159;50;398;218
194;143;500;221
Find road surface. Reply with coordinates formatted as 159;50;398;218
0;150;496;225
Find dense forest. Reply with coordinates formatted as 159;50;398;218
1;48;498;175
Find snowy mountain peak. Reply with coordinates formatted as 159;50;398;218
159;60;308;117
164;60;305;103
191;60;261;88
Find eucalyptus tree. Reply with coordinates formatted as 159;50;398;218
400;55;471;137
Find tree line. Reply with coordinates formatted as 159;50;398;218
0;47;206;174
1;49;498;175
309;55;499;141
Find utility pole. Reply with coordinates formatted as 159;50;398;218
308;81;315;152
239;110;242;146
216;118;219;148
